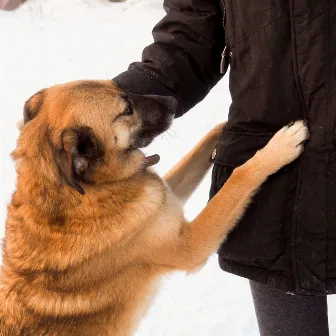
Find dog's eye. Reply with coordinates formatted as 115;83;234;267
122;104;133;116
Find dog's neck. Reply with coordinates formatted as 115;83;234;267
11;140;162;224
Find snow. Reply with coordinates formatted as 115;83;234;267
0;1;335;335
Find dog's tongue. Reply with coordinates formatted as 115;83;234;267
144;154;160;168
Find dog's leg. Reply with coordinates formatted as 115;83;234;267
164;122;225;204
159;121;309;272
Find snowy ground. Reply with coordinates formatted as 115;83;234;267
0;1;335;335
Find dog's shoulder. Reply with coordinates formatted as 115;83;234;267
136;171;185;246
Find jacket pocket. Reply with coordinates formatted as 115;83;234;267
209;130;291;269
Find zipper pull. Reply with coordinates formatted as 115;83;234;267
220;46;232;74
220;46;227;74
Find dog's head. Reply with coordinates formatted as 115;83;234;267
14;80;176;195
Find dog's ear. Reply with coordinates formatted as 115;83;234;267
52;126;104;195
23;89;47;124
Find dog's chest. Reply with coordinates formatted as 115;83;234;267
141;189;184;244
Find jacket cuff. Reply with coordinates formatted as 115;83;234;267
113;66;174;96
112;66;183;117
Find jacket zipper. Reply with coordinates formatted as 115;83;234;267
220;1;232;74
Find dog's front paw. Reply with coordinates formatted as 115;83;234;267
259;120;309;174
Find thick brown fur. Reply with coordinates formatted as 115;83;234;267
0;80;309;335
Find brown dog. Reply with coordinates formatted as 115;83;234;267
0;80;308;335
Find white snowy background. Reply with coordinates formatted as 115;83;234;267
0;1;335;335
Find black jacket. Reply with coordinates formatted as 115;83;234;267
114;0;336;296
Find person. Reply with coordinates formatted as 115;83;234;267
0;0;25;10
113;1;333;335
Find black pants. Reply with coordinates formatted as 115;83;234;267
250;280;329;336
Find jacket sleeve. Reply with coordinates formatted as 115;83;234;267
113;0;225;118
